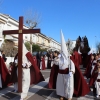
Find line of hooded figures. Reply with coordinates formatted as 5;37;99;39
0;32;100;100
35;51;59;70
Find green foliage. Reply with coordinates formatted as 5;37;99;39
25;42;47;52
24;42;31;51
32;44;41;52
40;48;47;52
32;44;47;52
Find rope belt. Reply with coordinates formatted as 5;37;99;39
22;66;30;69
58;68;69;74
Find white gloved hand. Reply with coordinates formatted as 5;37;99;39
69;72;72;77
22;63;26;67
15;59;18;64
27;62;31;68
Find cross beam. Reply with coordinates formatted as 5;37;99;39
3;16;40;92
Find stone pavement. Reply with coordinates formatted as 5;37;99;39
0;68;100;100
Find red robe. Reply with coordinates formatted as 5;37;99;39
0;56;10;87
89;71;98;86
26;52;45;84
84;54;93;78
79;54;82;65
8;53;18;84
41;57;45;70
33;56;37;66
48;64;59;89
9;53;45;85
9;63;18;84
89;71;98;94
89;65;98;86
70;56;90;97
73;51;82;67
82;53;90;68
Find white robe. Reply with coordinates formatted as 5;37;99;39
20;55;31;99
56;58;75;99
40;61;42;70
21;68;30;99
45;56;48;68
95;73;100;95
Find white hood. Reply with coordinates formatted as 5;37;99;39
59;30;69;69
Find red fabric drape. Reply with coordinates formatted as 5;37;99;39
70;56;90;97
84;54;93;78
73;51;81;67
26;52;45;84
0;56;10;87
48;64;59;89
89;72;98;86
41;58;45;70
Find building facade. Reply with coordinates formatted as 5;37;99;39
0;13;61;52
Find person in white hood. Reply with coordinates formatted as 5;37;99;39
56;30;75;100
20;43;32;100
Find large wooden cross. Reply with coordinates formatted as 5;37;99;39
3;16;40;92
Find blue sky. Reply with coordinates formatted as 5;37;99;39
1;0;100;48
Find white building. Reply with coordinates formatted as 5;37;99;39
0;13;61;51
49;37;61;51
0;13;41;47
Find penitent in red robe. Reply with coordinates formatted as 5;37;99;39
89;71;98;87
84;54;93;78
48;64;59;89
89;65;98;86
73;51;82;67
0;56;10;88
26;52;45;84
70;56;90;97
33;56;37;66
40;57;46;70
89;71;98;95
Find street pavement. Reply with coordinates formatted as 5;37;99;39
0;66;100;100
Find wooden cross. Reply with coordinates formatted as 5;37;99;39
3;16;40;92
